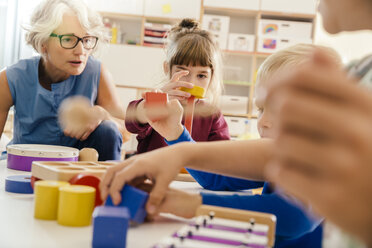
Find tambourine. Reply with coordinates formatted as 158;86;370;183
7;144;79;171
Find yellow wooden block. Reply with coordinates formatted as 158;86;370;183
180;86;205;98
34;181;70;220
57;185;95;226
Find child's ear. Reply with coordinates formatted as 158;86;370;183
163;61;170;75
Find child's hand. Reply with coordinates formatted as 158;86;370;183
99;142;191;215
161;70;194;101
148;99;184;141
157;188;202;219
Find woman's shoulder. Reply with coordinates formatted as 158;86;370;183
6;56;40;73
84;56;101;71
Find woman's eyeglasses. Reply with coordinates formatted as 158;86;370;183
50;33;98;49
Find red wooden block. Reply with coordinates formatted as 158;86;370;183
69;174;102;206
144;92;168;122
30;176;41;189
144;92;168;107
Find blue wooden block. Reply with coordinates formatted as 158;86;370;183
92;206;130;248
5;175;33;194
105;185;149;223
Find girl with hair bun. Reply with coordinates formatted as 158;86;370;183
125;18;228;153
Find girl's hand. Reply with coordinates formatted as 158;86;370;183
99;142;191;215
59;96;107;141
148;99;184;141
161;70;194;101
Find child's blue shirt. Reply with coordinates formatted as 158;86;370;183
165;127;323;248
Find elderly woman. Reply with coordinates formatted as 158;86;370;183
0;0;128;161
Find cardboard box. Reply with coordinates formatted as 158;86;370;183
257;36;312;53
259;19;313;39
225;116;247;137
220;95;249;115
228;33;255;52
261;0;317;15
202;14;230;50
204;0;260;11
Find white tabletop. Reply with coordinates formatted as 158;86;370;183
0;160;201;248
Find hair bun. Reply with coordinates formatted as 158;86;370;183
179;18;199;30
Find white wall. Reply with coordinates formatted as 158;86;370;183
315;14;372;64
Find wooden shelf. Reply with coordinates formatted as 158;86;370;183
99;12;195;23
224;80;252;86
144;15;187;23
223;113;250;118
255;52;273;58
203;6;259;17
116;85;152;90
100;12;143;20
261;11;316;21
107;44;274;59
223;50;255;56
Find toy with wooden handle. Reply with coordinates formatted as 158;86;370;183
179;86;205;174
196;205;277;248
180;86;205;134
31;147;99;189
79;148;99;162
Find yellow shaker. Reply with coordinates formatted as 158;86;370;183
57;185;95;226
180;86;205;99
34;180;70;220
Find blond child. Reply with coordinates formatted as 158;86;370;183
102;44;342;247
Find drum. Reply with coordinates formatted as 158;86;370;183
7;144;79;171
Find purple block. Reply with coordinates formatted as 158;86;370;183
105;185;148;224
92;206;130;248
7;153;77;171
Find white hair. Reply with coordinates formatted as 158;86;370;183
25;0;108;54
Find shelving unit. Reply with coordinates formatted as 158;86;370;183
92;0;317;139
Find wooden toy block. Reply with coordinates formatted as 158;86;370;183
105;184;149;224
180;86;206;99
144;92;169;122
5;175;34;194
196;205;276;247
92;206;130;248
69;174;103;206
31;160;190;185
31;161;119;182
79;148;99;162
34;180;70;220
154;205;276;248
144;92;168;107
30;175;41;189
57;185;96;226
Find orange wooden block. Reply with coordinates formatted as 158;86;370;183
144;92;169;122
144;92;168;107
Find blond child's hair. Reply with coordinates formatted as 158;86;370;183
256;44;342;86
165;19;224;106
